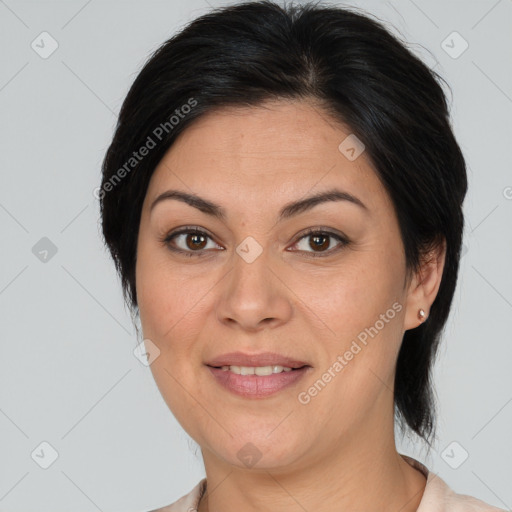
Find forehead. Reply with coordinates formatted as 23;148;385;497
145;99;388;215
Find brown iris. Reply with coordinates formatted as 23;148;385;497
309;233;330;252
186;233;208;250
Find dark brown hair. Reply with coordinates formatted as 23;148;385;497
99;0;467;445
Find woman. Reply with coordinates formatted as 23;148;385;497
99;1;505;510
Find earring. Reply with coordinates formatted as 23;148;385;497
418;308;426;322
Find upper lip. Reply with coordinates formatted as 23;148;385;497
206;351;310;368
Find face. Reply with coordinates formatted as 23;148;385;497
135;99;424;472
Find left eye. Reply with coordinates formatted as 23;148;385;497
290;230;348;256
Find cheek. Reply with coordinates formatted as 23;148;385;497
136;252;210;432
136;237;205;341
296;252;403;342
293;252;405;397
135;234;220;347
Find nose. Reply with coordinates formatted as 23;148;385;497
215;243;293;332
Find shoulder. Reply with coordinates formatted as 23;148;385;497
148;478;206;512
401;455;506;512
420;473;506;512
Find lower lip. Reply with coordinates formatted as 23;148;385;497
207;366;310;398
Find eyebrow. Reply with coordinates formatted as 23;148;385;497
149;188;369;221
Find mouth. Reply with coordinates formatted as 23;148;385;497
207;364;308;375
205;352;312;399
205;351;310;369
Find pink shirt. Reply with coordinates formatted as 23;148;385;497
150;454;506;511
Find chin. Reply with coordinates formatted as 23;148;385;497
204;428;308;470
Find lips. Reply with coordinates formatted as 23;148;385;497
206;351;310;369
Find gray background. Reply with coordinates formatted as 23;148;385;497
0;0;511;510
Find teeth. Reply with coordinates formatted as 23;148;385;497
220;365;294;375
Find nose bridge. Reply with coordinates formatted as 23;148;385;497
215;235;291;329
230;235;274;303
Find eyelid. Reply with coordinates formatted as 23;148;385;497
287;227;349;257
161;226;222;256
161;225;349;257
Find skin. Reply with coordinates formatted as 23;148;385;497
135;98;446;512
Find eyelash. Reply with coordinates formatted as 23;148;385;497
160;226;349;259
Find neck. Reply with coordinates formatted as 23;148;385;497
197;417;427;512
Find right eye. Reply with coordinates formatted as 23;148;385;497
161;227;224;257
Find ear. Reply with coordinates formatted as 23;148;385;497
403;237;447;331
